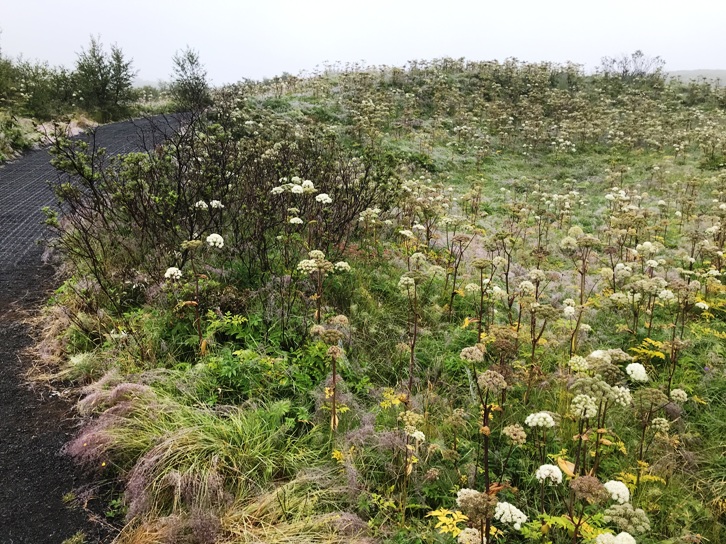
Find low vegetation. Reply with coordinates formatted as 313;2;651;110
42;54;725;544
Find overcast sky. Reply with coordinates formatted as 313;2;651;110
2;0;724;84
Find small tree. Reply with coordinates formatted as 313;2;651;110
170;47;211;112
74;36;136;121
599;50;665;82
0;56;17;108
109;44;136;114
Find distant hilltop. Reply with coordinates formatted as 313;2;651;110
667;69;726;82
132;78;168;88
131;70;726;88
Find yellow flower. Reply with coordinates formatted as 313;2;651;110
426;508;469;537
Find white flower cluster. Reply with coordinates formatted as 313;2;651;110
614;263;634;279
164;267;182;280
524;411;556;428
670;388;688;403
334;261;351;272
518;280;536;296
457;528;483;544
560;236;578;251
271;177;317;195
651;417;669;434
604;480;630;504
587;349;612;366
571;394;598;419
569;355;589;373
399;229;415;239
695;301;709;310
610;386;632;407
297;259;318;274
595;532;636;544
625;363;648;382
528;268;546;282
407;429;426;443
658;289;676;302
206;233;224;248
195;200;223;209
289;217;304;225
398;275;416;291
636;240;655;254
535;464;563;485
315;193;333;204
491;285;507;300
494;501;528;530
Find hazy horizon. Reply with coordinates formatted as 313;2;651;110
2;0;725;84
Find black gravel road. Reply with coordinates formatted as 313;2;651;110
0;115;179;543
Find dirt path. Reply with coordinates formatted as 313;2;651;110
0;116;178;543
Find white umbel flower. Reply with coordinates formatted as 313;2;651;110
614;532;636;544
610;386;632;407
494;501;527;530
297;259;317;274
206;233;224;248
587;350;612;366
398;275;416;291
315;193;333;204
670;388;688;403
334;261;351;272
518;280;536;295
658;289;675;302
209;200;224;209
625;363;648;382
604;480;630;504
651;417;669;434
569;355;589;373
571;394;598;419
457;527;483;544
194;200;208;210
164;267;182;280
525;411;556;428
535;464;563;485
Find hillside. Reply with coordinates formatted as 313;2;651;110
43;59;726;544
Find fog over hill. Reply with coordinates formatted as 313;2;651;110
668;69;726;82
